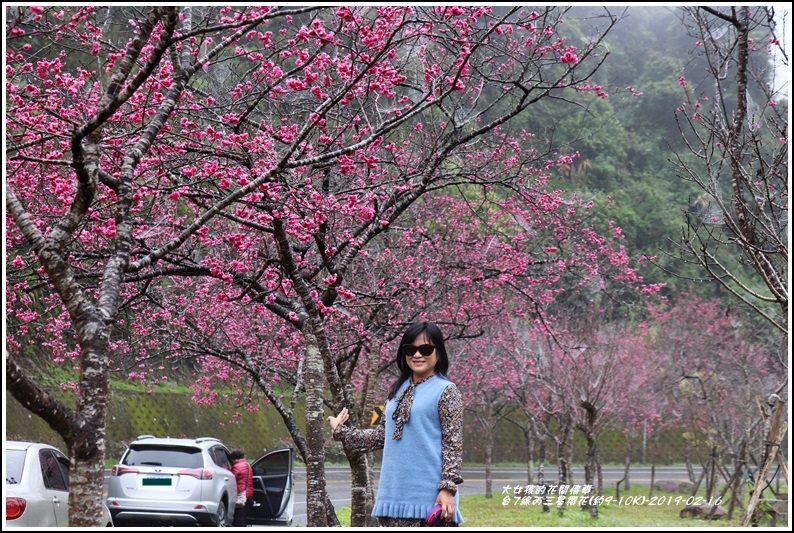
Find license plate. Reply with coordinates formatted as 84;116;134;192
142;477;172;486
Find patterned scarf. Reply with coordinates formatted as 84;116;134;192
391;374;434;440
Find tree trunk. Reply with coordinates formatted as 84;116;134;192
689;467;706;498
649;433;661;498
649;464;656;498
596;445;604;496
579;401;598;518
718;452;743;520
582;432;599;518
707;445;717;501
556;420;573;486
70;343;111;526
524;419;535;485
565;423;575;486
303;334;331;527
727;441;748;520
742;400;787;526
623;432;632;491
684;436;697;483
484;422;494;498
538;438;550;512
348;453;374;527
355;343;380;527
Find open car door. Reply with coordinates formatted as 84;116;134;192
247;447;294;526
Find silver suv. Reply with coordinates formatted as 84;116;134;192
106;435;294;527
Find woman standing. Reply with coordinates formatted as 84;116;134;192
328;320;464;526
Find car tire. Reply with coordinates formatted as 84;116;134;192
214;500;228;527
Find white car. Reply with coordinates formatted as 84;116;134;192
5;440;114;527
106;435;294;527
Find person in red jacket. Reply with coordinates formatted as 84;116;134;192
230;449;254;526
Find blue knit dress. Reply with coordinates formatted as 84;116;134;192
371;375;464;523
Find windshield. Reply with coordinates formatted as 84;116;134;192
123;445;203;468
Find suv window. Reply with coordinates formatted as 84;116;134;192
40;450;69;491
123;445;203;468
6;449;25;484
252;450;290;476
210;446;231;470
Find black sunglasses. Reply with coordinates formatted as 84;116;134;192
402;344;436;357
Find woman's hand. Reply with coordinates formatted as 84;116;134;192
435;488;455;522
327;407;349;431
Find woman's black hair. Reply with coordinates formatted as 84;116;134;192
387;320;450;399
230;449;245;461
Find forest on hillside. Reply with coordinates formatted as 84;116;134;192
5;6;787;527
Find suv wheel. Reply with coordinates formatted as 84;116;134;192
214;500;228;527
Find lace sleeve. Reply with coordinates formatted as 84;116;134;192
437;384;464;494
332;419;386;452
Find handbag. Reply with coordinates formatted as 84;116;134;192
235;492;246;507
426;504;444;526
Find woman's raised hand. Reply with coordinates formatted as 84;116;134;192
327;407;349;430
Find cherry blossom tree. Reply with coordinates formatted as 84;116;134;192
455;328;520;499
664;10;788;511
612;334;669;495
646;293;784;518
568;321;652;518
669;6;788;347
504;303;649;517
7;6;197;526
502;327;548;488
6;5;640;526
